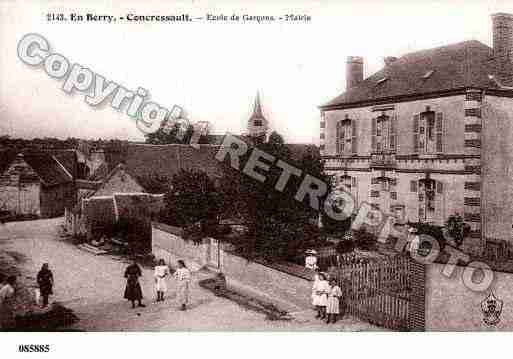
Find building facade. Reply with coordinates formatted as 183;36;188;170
319;13;513;250
0;153;76;218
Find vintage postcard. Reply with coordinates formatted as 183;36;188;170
1;0;513;353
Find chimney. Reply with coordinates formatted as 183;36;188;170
384;56;398;66
346;56;364;89
492;13;513;84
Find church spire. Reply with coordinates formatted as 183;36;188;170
247;90;268;138
253;91;264;118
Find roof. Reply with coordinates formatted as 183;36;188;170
0;150;17;175
46;150;78;178
321;40;513;109
93;144;226;192
21;153;73;186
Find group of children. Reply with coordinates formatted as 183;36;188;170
311;272;343;324
124;258;192;311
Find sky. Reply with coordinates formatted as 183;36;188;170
1;0;513;144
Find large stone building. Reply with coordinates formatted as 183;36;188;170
319;13;513;250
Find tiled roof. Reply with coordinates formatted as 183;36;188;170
321;40;513;109
122;144;225;185
22;153;73;186
0;150;17;175
46;150;78;178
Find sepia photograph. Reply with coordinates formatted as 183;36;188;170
1;0;513;356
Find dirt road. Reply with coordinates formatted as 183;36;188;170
0;218;376;331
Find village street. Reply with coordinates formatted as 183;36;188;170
0;218;377;331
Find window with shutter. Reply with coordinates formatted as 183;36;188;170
436;181;443;194
371;118;377;153
351;120;357;154
410;180;418;192
413;114;419;153
336;122;340;154
390;114;397;151
436;112;443;153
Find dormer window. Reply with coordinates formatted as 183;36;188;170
422;70;434;79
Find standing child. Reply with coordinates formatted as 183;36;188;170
312;273;329;319
154;259;169;302
326;278;343;324
174;260;191;311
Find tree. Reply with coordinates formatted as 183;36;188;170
145;121;211;145
444;214;470;247
163;169;223;236
136;173;170;194
219;132;327;261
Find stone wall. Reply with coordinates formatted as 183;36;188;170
426;263;513;331
151;222;313;310
152;222;210;268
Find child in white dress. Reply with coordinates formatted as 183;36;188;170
154;259;169;302
326;278;343;324
312;273;329;319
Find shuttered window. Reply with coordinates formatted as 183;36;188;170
351;120;357;154
371;118;377;152
390;114;397;151
413;114;419;153
436;112;444;153
410;180;418;192
436;181;443;194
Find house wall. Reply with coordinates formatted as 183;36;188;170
322;95;469;227
40;182;75;218
152;222;210;268
323;95;466;156
151;222;313;310
481;95;513;243
426;263;513;331
0;157;41;215
94;167;145;196
0;183;40;215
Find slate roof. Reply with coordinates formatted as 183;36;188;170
321;40;513;109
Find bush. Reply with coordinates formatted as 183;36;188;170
352;228;377;251
336;238;355;254
408;222;447;250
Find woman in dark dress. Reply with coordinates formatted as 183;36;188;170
37;263;54;307
124;259;146;309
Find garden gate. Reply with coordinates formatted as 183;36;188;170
329;255;425;331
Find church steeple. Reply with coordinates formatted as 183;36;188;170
247;91;268;138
